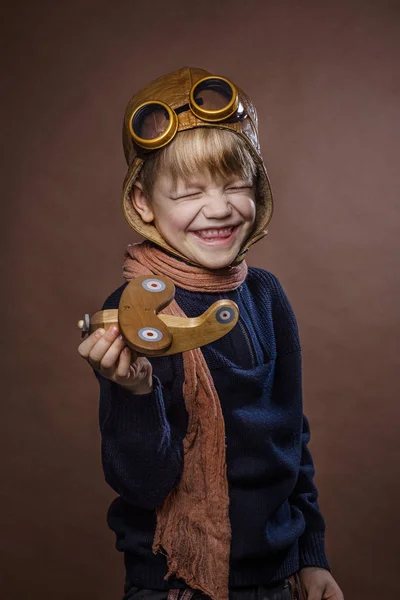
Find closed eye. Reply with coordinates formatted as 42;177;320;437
226;185;252;192
173;191;202;200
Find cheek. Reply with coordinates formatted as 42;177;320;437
233;196;256;222
248;199;257;222
155;206;194;235
247;196;257;223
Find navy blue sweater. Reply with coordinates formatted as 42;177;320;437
96;267;330;591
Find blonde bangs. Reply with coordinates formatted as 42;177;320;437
139;128;258;198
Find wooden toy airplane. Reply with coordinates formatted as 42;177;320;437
78;275;239;357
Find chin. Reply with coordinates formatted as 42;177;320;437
195;253;238;270
201;261;230;270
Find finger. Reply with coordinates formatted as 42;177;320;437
134;357;153;386
87;326;120;370
306;584;325;600
306;581;325;600
115;347;134;381
78;328;106;359
100;334;126;370
324;586;344;600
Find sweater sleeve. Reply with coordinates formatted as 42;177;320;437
266;271;331;571
94;282;185;510
96;370;185;510
291;412;331;571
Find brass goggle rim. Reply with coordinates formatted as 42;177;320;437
128;100;179;151
189;75;239;122
128;76;240;150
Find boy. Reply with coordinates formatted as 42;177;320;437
78;67;343;600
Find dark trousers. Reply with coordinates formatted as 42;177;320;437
122;575;306;600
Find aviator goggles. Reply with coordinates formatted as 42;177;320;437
128;76;245;151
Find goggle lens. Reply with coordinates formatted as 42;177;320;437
190;76;239;122
131;103;171;141
192;78;234;111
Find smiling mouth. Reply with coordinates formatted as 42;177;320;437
189;226;241;246
192;226;238;240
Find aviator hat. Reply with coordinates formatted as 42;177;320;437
122;66;273;265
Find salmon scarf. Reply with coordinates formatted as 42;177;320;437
122;241;248;600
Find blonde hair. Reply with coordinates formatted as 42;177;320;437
139;127;258;199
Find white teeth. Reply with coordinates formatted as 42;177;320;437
196;227;234;238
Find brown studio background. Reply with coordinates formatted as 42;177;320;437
1;0;399;598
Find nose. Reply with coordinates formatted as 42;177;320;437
202;193;232;220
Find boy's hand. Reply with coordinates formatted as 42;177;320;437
78;326;153;395
299;567;344;600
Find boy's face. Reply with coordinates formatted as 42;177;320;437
133;170;256;269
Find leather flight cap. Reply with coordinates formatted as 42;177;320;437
121;66;273;265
